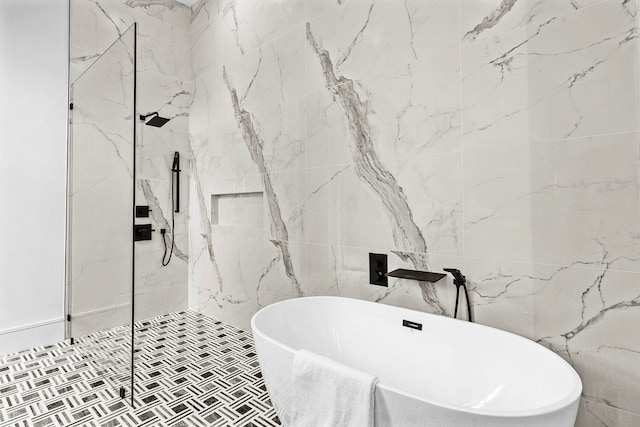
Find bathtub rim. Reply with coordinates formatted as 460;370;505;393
250;296;583;419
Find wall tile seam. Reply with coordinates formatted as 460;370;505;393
187;19;305;65
137;14;191;37
189;34;463;82
202;122;639;182
447;255;640;276
204;154;466;179
228;242;640;276
137;69;191;87
459;129;640;154
307;48;464;84
137;68;192;88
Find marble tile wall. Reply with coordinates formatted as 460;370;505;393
69;0;191;335
187;0;640;425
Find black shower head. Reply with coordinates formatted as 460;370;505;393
140;112;170;127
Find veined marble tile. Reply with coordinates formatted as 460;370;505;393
577;399;640;427
187;173;224;309
213;60;308;181
306;0;343;21
71;32;135;178
267;169;306;243
306;47;461;167
460;25;530;150
461;0;638;150
134;230;189;295
363;49;462;158
190;0;219;28
70;0;131;82
69;236;132;314
125;0;190;29
460;0;611;44
383;153;463;257
222;26;306;119
190;224;304;331
218;118;261;179
70;174;132;240
134;282;188;322
70;0;189;81
305;87;353;168
305;0;459;89
137;13;190;82
137;69;190;124
526;1;637;142
71;119;134;178
465;258;640;416
190;0;223;77
464;132;640;270
306;152;462;257
251;103;307;173
306;164;392;248
220;0;305;65
190;67;225;141
138;120;190;180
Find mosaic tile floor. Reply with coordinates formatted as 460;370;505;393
0;311;281;426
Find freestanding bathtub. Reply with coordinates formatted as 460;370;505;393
251;296;582;427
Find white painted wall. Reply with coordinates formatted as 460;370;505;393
0;0;69;355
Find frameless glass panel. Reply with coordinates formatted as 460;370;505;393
68;25;136;401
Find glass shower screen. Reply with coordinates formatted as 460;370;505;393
67;24;136;402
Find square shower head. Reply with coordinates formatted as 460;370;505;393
140;112;170;127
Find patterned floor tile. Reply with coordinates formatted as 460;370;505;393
0;311;280;426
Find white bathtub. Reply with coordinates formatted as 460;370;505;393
251;296;581;427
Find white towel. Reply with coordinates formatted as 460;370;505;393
291;349;378;427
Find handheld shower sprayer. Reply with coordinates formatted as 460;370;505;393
172;152;180;213
162;151;180;266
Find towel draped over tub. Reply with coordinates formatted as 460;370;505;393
291;349;378;427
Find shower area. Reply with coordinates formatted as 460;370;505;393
66;0;190;405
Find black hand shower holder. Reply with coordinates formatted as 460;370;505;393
444;268;473;322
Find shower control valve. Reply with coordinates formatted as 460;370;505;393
133;224;155;241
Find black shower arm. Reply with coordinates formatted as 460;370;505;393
139;112;159;121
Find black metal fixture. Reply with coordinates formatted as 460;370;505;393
135;205;151;218
402;320;422;331
172;151;180;213
369;253;388;286
444;268;473;322
387;269;446;282
139;111;170;127
367;253;473;322
162;151;180;266
133;224;155;241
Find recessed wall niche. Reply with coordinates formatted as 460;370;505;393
211;192;264;227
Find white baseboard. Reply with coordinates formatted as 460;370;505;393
0;319;65;356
